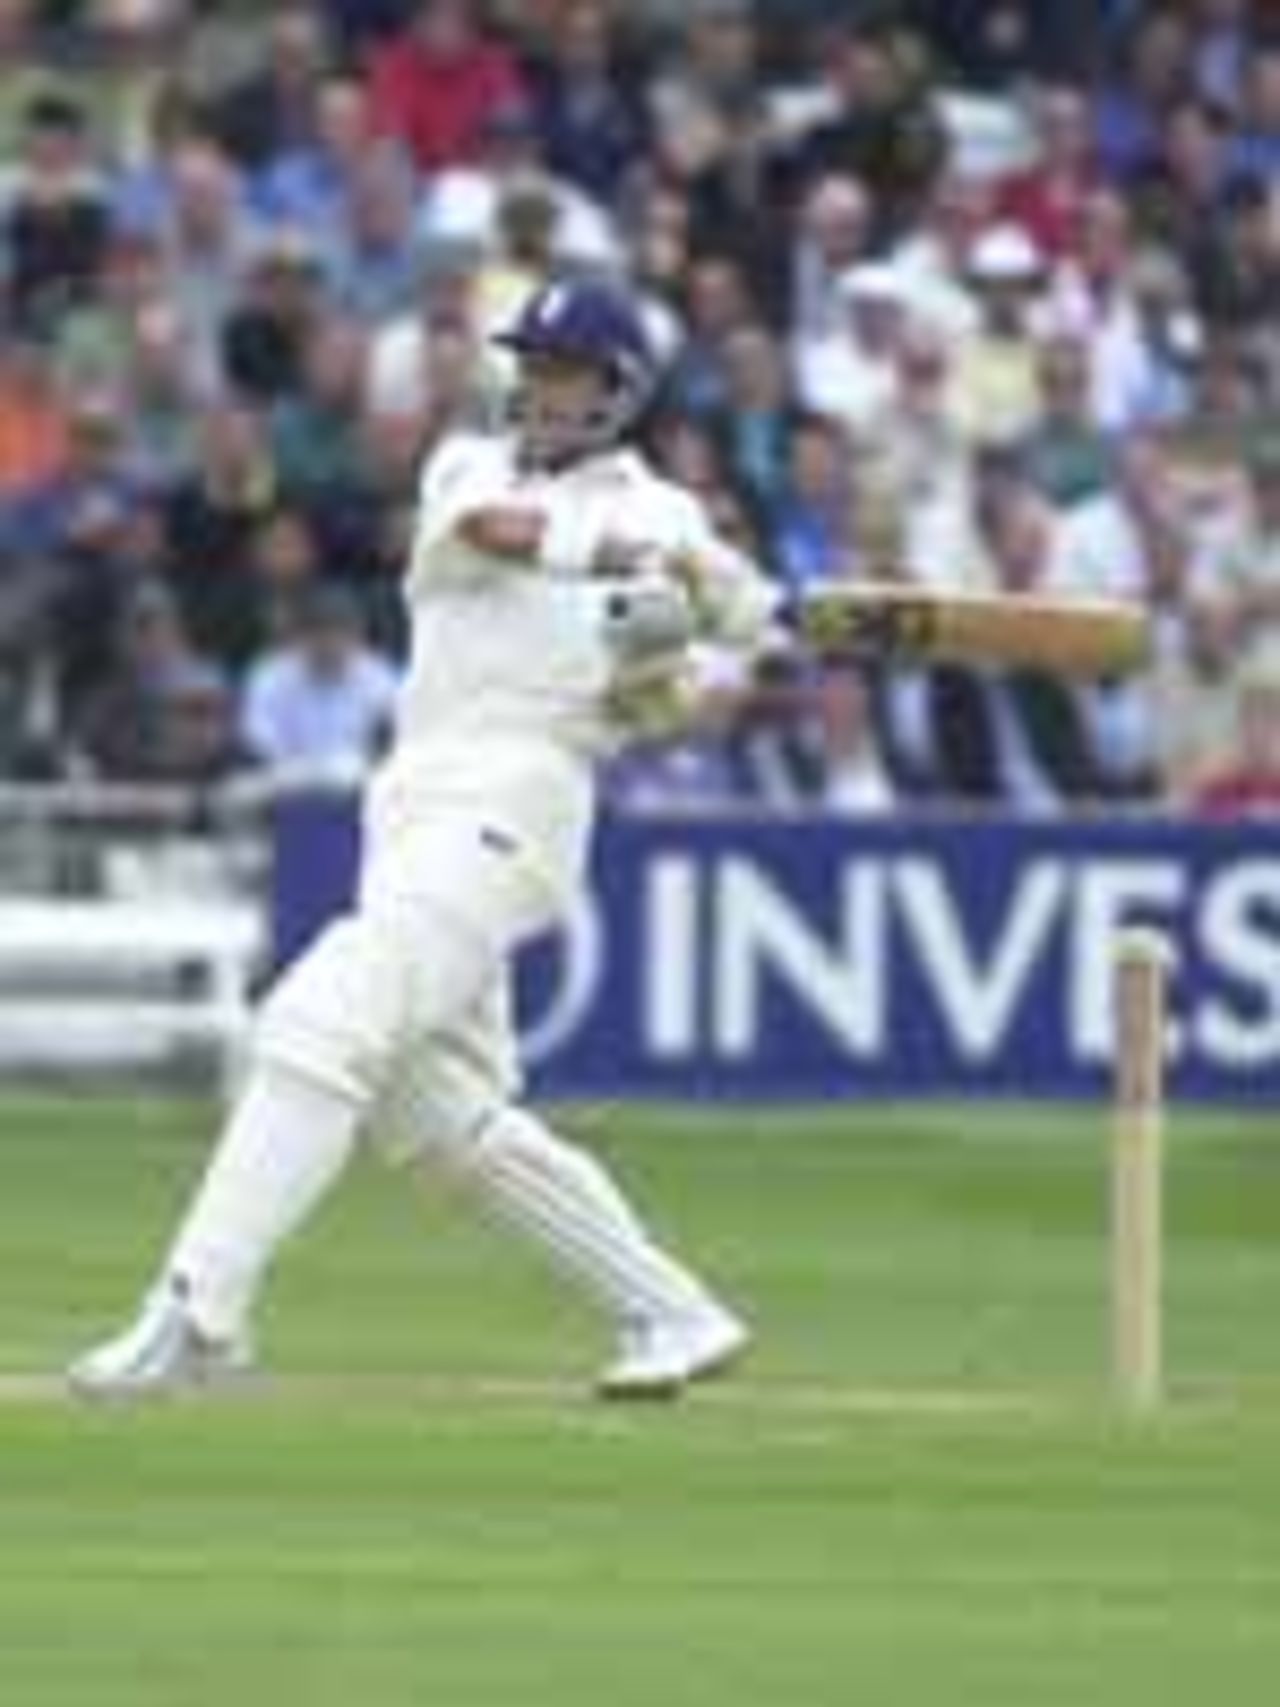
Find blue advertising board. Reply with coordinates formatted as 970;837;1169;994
271;795;1279;1105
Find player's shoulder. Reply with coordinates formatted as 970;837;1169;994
602;448;707;527
418;430;512;499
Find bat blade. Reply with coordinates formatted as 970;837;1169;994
796;584;1150;680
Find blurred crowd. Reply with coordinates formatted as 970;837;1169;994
0;0;1277;816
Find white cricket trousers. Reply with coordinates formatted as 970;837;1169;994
159;742;719;1343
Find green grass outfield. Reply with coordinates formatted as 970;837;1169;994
1;1093;1278;1706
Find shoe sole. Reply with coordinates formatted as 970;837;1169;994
67;1365;253;1403
65;1344;253;1404
687;1332;749;1385
595;1331;750;1403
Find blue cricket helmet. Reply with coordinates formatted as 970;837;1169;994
496;279;655;390
494;279;658;464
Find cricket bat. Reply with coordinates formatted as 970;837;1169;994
794;583;1150;679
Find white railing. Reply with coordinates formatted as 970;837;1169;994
0;778;277;1092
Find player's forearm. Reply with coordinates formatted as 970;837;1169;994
454;505;547;561
455;503;622;578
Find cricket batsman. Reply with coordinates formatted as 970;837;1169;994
69;279;781;1402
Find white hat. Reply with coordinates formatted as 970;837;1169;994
968;224;1043;281
837;261;911;306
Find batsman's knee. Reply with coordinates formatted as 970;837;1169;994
253;913;410;1106
374;1049;519;1168
254;904;504;1118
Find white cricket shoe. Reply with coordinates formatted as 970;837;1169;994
596;1305;750;1400
67;1282;251;1401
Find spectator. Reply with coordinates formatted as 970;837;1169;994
812;660;895;815
712;321;797;522
366;0;528;173
247;503;327;650
222;228;326;404
322;141;431;324
1195;429;1280;657
725;650;828;810
272;311;371;511
915;0;1100;90
250;72;375;233
622;175;692;358
646;411;733;506
123;298;206;491
952;223;1045;448
0;336;70;505
1173;329;1269;485
1044;187;1153;440
1188;171;1278;344
51;220;171;393
793;261;910;438
65;507;179;739
0;0;58;163
340;405;425;650
416;318;493;448
527;0;647;204
782;20;947;239
1049;430;1207;795
1190;637;1280;816
649;0;760;184
924;471;1100;808
162;401;280;669
74;576;239;784
1226;41;1280;182
149;138;258;392
1121;247;1202;427
865;317;973;582
240;581;399;777
4;385;167;724
687;122;790;321
84;8;199;180
889;166;989;341
208;7;332;174
3;90;111;335
788;173;874;343
771;412;858;594
658;4;788;313
1133;95;1236;258
471;170;560;341
365;246;486;418
699;467;767;566
1095;8;1194;179
322;0;412;58
22;387;147;568
423;94;620;274
1191;0;1256;118
665;251;756;420
998;84;1100;263
1049;428;1195;608
107;76;212;242
1017;330;1113;506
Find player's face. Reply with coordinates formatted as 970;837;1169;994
513;349;612;469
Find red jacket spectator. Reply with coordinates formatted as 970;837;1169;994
997;86;1099;261
366;0;527;172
